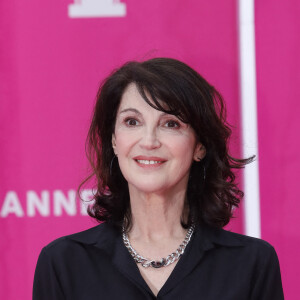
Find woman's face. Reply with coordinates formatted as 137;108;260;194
112;83;205;195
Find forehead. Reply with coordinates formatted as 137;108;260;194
118;83;158;113
119;83;141;106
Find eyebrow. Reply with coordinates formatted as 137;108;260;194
119;108;141;115
119;108;170;117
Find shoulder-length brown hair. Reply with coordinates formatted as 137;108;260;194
79;57;253;232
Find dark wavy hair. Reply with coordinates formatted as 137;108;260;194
79;57;254;233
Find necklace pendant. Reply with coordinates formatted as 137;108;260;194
151;258;166;268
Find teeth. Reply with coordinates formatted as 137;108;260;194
137;160;162;165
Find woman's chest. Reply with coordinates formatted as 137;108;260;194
137;262;178;297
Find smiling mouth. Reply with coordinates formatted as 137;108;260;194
136;159;164;165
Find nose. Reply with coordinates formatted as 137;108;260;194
139;127;161;150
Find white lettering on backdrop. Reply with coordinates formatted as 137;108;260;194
0;191;24;217
27;191;50;217
53;190;76;216
0;190;94;217
68;0;126;18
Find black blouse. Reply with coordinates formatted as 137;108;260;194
33;222;284;299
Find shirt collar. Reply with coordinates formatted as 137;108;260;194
66;222;119;253
197;223;245;250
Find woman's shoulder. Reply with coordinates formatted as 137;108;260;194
215;227;279;262
33;223;122;299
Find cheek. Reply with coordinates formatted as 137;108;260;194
168;135;197;158
115;131;137;156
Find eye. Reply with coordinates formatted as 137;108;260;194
164;120;180;128
124;118;140;126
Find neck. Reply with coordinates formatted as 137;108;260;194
127;186;189;243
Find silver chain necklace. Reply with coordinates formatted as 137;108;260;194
122;224;195;268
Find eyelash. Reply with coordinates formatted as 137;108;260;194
123;117;181;129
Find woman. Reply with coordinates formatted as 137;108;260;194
33;58;284;299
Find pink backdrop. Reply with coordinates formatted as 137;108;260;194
0;0;298;298
256;0;300;298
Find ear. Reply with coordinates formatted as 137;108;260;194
112;134;118;155
193;143;206;162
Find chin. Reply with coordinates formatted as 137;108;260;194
128;181;170;195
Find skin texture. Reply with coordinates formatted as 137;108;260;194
112;83;206;296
